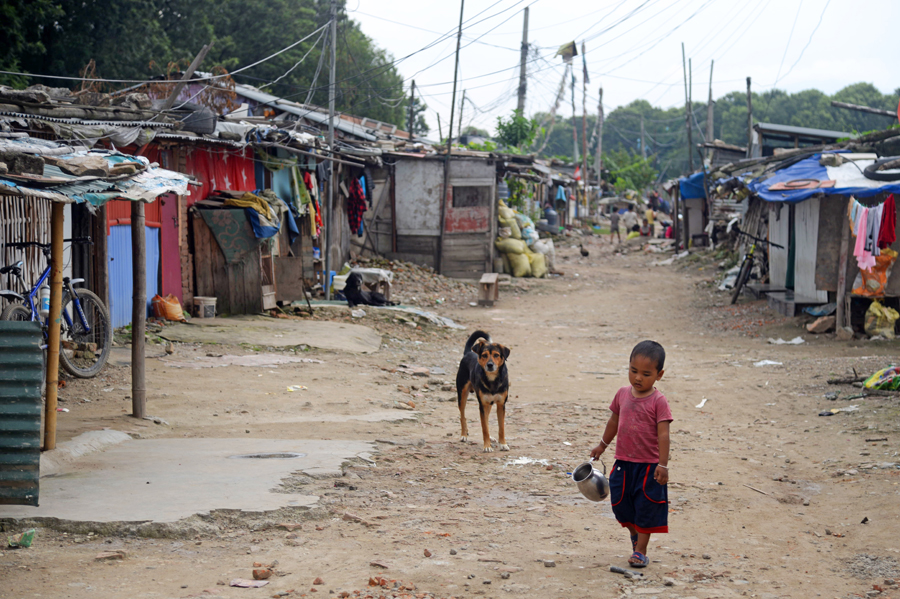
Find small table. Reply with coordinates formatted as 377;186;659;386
478;273;500;307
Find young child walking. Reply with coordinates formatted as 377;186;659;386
590;340;672;568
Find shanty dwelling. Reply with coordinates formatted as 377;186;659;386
751;123;856;157
745;152;900;328
678;171;710;247
386;153;497;279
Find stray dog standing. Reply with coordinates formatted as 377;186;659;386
455;330;511;452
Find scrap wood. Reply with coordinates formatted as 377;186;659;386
743;484;770;496
94;550;126;561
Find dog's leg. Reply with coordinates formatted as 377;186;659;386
457;384;469;443
479;399;494;452
496;397;509;451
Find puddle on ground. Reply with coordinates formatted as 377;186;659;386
229;452;306;459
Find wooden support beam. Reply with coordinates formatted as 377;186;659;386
43;202;64;451
162;42;214;111
835;206;851;329
131;202;147;419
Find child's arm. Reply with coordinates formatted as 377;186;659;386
654;420;670;484
589;413;619;459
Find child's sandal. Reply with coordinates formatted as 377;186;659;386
629;551;649;568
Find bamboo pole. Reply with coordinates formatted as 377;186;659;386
43;202;64;451
835;206;852;329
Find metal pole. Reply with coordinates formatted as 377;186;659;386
706;59;715;160
131;201;146;419
516;7;529;114
570;66;578;163
407;80;416;138
581;42;588;210
438;0;465;275
324;0;337;300
596;87;603;179
43;202;64;451
640;115;646;159
458;89;466;140
746;76;753;158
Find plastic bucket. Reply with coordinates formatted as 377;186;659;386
193;296;217;319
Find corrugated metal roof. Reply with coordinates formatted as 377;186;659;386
754;122;856;140
0;321;43;506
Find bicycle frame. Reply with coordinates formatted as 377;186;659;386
5;256;90;335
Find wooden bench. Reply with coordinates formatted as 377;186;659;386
478;273;499;307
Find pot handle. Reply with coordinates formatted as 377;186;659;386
589;457;608;475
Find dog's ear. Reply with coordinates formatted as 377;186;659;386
498;345;510;360
471;338;488;355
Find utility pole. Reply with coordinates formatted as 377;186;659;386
705;60;715;161
681;43;693;172
438;0;465;274
162;42;214;111
516;7;529;114
640;114;647;159
571;66;579;163
324;0;337;300
458;89;466;140
581;42;588;209
746;76;753;158
595;87;603;182
407;80;416;138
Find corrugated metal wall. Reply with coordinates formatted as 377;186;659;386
108;225;161;329
0;321;42;506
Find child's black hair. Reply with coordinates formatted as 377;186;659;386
630;340;665;371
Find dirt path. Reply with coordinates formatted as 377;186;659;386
3;239;900;599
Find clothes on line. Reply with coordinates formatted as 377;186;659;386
849;194;897;271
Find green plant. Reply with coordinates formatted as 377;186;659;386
468;139;497;152
496;109;539;151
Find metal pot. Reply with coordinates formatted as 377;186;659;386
573;458;610;502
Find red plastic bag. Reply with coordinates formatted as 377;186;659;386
151;294;185;321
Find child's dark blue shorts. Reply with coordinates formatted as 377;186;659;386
609;460;668;533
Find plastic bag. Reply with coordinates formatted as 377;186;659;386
515;212;535;230
864;366;900;390
495;238;528;254
151;294;186;322
528;252;548;278
852;248;898;297
864;299;899;339
521;225;539;246
532;238;556;270
498;226;512;239
508;252;531;277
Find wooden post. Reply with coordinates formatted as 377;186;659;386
407;80;416;138
746;77;753;158
581;41;588;215
706;60;715;160
516;7;529;114
162;42;214;111
458;89;466;140
94;204;109;308
438;0;465;275
681;44;693;172
43;202;64;451
595;87;603;180
131;201;146;419
835;206;851;329
324;0;337;300
672;188;680;252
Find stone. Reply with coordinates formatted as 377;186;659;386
837;326;854;340
702;554;711;559
424;549;432;557
450;549;457;555
501;572;511;580
807;316;836;334
313;577;324;585
543;560;556;568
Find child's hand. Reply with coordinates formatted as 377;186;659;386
589;444;606;459
654;465;668;485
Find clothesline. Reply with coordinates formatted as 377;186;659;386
849;193;896;271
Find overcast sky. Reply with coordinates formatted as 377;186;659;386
350;0;898;137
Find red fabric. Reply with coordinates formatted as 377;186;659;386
303;172;323;233
184;147;256;207
617;522;669;534
609;386;673;464
347;177;367;235
878;193;896;249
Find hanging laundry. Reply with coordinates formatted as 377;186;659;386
347;177;367;237
866;203;883;257
878;193;896;249
853;206;877;271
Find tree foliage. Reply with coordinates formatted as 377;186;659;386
533;83;899;177
495;109;539;151
0;0;417;129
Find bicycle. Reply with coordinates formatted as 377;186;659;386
0;238;112;378
730;228;785;305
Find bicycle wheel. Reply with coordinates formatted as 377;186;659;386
0;302;32;321
730;258;752;305
59;289;112;378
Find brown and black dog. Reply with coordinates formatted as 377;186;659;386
455;330;511;452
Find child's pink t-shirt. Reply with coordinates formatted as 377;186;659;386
609;386;673;463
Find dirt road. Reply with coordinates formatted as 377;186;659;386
2;239;899;599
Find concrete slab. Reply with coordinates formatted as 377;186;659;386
160;315;382;353
0;437;375;523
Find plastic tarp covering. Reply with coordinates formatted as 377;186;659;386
749;153;900;203
679;171;706;199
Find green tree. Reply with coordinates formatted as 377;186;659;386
495;109;538;151
0;0;64;87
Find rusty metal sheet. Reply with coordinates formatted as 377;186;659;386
0;320;42;506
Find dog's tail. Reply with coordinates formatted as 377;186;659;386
464;330;491;354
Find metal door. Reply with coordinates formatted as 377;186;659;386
108;225;161;328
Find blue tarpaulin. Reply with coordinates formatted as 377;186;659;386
749;153;900;203
679;172;706;199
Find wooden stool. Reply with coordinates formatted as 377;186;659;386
478;273;500;307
